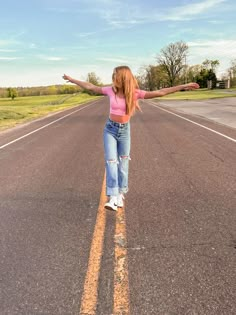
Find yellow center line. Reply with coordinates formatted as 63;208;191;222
113;204;130;315
79;174;107;315
79;172;131;314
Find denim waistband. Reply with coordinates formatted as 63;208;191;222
108;118;129;127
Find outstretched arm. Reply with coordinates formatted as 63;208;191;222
62;74;103;94
144;82;199;99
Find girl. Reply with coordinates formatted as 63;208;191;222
63;66;199;211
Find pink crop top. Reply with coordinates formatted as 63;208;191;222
101;86;146;116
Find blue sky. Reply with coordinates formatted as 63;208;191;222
0;0;236;87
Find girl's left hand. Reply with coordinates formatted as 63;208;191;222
184;82;200;90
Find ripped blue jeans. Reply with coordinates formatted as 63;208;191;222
103;118;131;196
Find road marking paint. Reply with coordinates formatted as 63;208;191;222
0;100;100;150
113;204;130;315
79;174;107;315
148;101;236;143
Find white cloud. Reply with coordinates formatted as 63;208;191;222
162;0;226;21
188;39;236;56
89;0;227;28
0;68;64;87
43;0;230;34
0;49;17;52
208;20;225;24
0;57;22;60
47;57;65;61
77;31;101;38
187;39;236;75
76;26;116;38
46;7;70;13
0;39;17;47
29;43;37;49
38;56;66;61
97;57;130;63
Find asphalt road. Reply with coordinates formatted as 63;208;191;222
0;97;235;315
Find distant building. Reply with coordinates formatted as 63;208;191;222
216;79;230;89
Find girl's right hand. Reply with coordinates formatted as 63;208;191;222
62;74;72;82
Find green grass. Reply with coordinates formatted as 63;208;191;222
0;93;100;130
161;88;236;100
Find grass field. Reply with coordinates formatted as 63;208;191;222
162;88;236;100
0;89;236;131
0;93;100;130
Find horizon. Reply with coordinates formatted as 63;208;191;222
0;0;236;88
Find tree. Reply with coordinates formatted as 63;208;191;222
184;64;203;83
137;65;168;90
0;88;8;98
195;69;208;88
228;59;236;87
196;68;217;89
146;65;169;90
59;84;80;94
207;69;217;89
210;60;220;72
200;60;218;89
85;72;102;95
202;59;211;70
136;66;147;89
87;72;101;86
157;41;189;86
47;85;57;95
202;59;219;72
229;59;236;74
7;88;17;100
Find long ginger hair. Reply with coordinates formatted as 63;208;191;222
112;66;141;115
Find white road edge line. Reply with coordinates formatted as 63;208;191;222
147;100;236;143
0;100;100;150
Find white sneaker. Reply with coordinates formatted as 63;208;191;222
104;196;118;211
117;193;124;207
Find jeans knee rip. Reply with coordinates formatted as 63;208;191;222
106;159;119;164
119;155;131;161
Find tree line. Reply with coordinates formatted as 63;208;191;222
136;41;235;90
1;41;236;99
0;72;102;99
0;85;82;99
